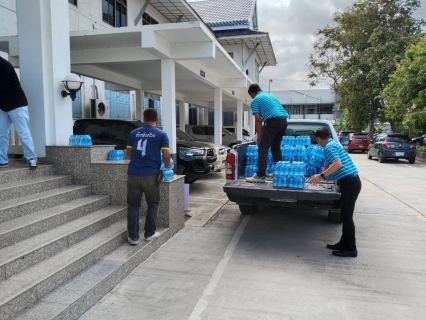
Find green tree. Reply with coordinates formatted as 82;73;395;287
383;37;426;134
308;0;424;137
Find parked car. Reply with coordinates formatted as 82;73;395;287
186;125;251;147
367;133;416;164
73;119;217;183
411;134;426;146
345;132;370;153
176;129;229;172
337;130;355;140
224;126;251;138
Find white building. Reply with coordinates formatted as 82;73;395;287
0;0;276;156
271;88;342;123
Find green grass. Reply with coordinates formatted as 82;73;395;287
417;146;426;153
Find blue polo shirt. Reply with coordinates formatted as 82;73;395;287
251;91;288;122
324;138;358;181
127;125;169;176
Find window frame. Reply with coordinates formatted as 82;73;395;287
142;12;158;25
102;0;127;28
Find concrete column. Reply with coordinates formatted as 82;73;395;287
135;90;144;121
178;100;187;131
161;59;176;154
203;108;209;125
236;100;243;143
214;88;223;145
250;114;255;139
16;0;72;157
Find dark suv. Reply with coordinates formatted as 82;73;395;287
338;130;355;140
73;119;217;183
367;133;416;164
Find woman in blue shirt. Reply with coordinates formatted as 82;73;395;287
310;126;361;258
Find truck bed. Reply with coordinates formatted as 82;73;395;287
223;178;340;201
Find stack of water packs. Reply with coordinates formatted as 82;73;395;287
244;136;326;189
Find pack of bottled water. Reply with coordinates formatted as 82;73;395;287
69;135;92;146
161;158;175;181
108;150;125;161
245;145;259;166
243;136;325;184
273;161;306;189
244;165;259;177
281;136;311;147
267;149;274;165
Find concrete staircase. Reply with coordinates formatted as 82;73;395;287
0;163;168;320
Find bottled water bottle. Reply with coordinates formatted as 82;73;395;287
288;175;294;188
273;175;278;187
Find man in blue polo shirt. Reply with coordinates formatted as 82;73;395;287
246;84;288;182
126;108;171;246
310;126;361;257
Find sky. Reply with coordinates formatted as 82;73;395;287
256;0;426;90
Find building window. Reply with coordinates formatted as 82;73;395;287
69;0;77;6
228;52;234;59
142;12;158;25
103;0;127;27
293;109;300;115
307;109;315;114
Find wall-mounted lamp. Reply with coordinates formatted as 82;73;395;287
61;73;83;101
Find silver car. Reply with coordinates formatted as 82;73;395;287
367;133;417;164
177;129;228;172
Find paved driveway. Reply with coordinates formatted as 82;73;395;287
80;156;426;320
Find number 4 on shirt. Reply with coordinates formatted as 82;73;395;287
136;139;147;157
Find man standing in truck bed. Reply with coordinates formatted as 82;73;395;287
246;84;288;182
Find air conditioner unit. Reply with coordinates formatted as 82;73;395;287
90;99;109;119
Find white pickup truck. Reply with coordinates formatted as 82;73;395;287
223;120;345;223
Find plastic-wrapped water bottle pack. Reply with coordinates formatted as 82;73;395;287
69;135;92;146
273;161;306;189
243;136;326;188
108;150;125;161
161;157;175;181
244;145;259;177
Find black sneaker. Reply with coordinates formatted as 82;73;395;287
0;163;9;168
28;158;38;169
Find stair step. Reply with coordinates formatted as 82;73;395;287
14;229;168;320
0;217;152;319
0;195;111;250
0;175;72;201
0;165;55;184
0;185;92;223
0;205;127;280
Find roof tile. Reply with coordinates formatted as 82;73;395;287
189;0;253;27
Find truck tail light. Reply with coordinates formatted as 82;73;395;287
226;153;235;180
382;142;390;148
410;143;416;149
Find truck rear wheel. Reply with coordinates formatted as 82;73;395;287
328;210;342;223
239;205;258;215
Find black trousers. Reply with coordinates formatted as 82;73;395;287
338;175;362;251
257;117;288;177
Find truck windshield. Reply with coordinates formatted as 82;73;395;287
286;122;331;145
